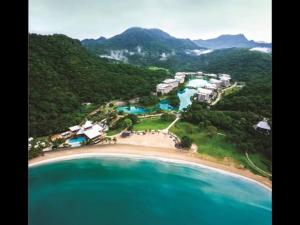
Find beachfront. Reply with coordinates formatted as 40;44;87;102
29;143;272;189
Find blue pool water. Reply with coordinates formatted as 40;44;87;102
29;157;272;225
66;136;87;147
117;106;148;115
116;79;211;114
178;88;197;110
158;99;174;111
186;78;210;88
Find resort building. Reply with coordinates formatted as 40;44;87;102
28;137;33;142
156;83;173;94
83;120;93;130
209;78;222;87
69;125;81;132
254;118;271;135
61;131;72;138
82;124;104;140
218;74;231;78
197;71;203;75
197;88;213;102
175;72;186;76
174;74;185;84
204;83;217;90
220;76;231;87
204;73;218;78
163;79;179;88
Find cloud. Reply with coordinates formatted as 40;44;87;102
29;0;271;42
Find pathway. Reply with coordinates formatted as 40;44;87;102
162;117;180;133
210;82;237;106
245;151;272;177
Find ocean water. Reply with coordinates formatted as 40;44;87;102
29;157;271;225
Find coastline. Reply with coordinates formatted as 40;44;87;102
28;144;272;190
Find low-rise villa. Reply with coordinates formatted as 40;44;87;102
69;125;81;132
220;76;231;87
197;88;213;102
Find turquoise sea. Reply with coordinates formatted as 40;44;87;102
29;157;272;225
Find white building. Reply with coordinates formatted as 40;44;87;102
197;88;213;102
219;74;231;79
204;83;217;90
254;119;271;135
220;76;231;87
204;73;218;78
28;137;33;142
163;79;179;88
175;72;186;77
197;71;203;75
209;78;222;87
174;74;185;84
156;83;173;94
83;120;93;130
83;124;104;140
69;125;81;132
61;131;71;137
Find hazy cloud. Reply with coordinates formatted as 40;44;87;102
29;0;271;42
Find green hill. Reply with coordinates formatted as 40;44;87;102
29;34;169;136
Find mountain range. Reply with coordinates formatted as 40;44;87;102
193;34;272;49
81;27;271;65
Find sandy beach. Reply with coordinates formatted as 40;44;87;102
29;143;272;190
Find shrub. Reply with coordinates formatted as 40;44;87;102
180;136;192;148
160;113;176;122
206;126;218;137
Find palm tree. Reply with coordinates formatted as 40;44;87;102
113;137;117;144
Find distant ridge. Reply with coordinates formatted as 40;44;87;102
193;34;272;49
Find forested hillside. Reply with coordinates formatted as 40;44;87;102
29;34;169;136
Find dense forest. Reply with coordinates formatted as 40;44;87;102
29;34;169;136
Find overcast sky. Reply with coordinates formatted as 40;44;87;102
29;0;271;42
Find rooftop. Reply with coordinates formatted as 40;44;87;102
163;79;178;83
69;125;81;132
256;121;271;130
157;83;171;88
198;88;213;95
209;78;222;83
83;120;93;129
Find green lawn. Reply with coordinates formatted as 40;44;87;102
147;66;170;74
247;152;272;173
133;117;171;131
223;86;241;96
170;121;272;176
170;122;247;162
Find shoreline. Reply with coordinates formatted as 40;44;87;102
29;144;272;190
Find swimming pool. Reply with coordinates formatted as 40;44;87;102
117;106;148;115
178;88;197;110
186;78;210;88
66;136;87;147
